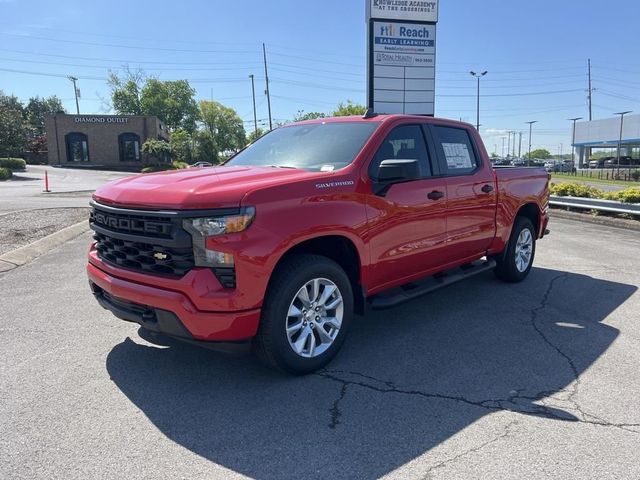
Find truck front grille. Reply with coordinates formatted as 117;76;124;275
94;231;195;277
90;202;196;278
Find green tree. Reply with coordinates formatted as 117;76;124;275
170;128;193;163
525;148;551;159
293;110;326;122
0;92;27;157
199;100;246;156
107;69;145;115
194;130;218;163
332;100;366;117
108;70;199;132
247;127;267;144
24;95;65;136
141;79;200;133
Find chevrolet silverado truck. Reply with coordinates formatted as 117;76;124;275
88;114;549;374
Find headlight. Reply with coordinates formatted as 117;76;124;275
183;207;255;268
183;207;255;237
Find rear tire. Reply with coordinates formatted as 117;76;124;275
494;216;536;282
253;254;353;374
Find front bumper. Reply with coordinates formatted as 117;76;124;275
88;261;261;342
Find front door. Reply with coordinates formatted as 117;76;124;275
366;124;448;293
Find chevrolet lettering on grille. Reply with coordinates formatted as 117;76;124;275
92;212;172;236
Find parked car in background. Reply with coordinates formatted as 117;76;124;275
190;161;213;168
589;157;614;169
492;158;512;166
605;156;637;168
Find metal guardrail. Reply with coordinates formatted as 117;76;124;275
550;196;640;216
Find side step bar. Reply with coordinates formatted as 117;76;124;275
368;258;496;310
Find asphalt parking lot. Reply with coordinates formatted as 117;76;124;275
1;217;639;479
0;166;131;213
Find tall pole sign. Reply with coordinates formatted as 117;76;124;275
366;0;438;115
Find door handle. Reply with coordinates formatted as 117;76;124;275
427;190;445;200
481;184;494;193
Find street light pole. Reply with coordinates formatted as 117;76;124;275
501;136;506;158
526;121;538;166
614;111;632;177
470;71;487;131
507;131;511;159
68;76;79;114
568;117;583;168
249;74;258;138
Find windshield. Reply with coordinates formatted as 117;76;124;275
226;121;379;171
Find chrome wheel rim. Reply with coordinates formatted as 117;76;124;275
515;228;533;272
285;278;343;358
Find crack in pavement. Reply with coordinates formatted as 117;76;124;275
329;383;347;429
316;273;640;434
421;419;519;479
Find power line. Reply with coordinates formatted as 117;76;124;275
0;32;259;54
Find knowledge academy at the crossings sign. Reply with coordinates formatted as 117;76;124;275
367;0;439;115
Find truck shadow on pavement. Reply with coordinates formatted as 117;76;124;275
106;267;636;479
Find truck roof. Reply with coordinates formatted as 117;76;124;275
292;114;476;130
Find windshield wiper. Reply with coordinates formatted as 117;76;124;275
268;165;297;169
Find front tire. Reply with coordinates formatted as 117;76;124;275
494;216;536;282
253;254;353;374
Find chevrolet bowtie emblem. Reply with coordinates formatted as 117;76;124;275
153;252;168;260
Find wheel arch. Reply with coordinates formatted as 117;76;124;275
269;235;366;315
516;202;541;236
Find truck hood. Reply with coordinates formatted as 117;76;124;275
93;165;317;210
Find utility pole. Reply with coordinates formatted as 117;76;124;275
614;111;632;177
559;143;563;161
526;121;538;166
501;136;506;158
470;71;487;131
587;59;593;121
262;43;273;131
507;131;511;158
68;76;80;114
511;131;517;157
249;74;258;137
568;117;583;167
518;131;522;158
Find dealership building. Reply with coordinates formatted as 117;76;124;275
573;114;640;168
45;114;169;168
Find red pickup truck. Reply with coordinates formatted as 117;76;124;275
88;114;549;374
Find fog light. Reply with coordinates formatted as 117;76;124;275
205;250;234;267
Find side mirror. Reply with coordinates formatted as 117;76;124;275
373;159;420;196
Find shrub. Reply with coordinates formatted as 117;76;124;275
0;157;27;171
549;182;604;198
615;187;640;204
0;167;13;180
141;161;189;174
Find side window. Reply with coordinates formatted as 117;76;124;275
369;125;431;180
433;126;479;175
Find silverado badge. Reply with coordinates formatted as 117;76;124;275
153;252;168;260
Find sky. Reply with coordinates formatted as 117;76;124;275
1;0;639;156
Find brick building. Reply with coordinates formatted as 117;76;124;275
45;114;169;168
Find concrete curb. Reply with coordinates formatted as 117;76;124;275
550;208;640;232
0;220;90;273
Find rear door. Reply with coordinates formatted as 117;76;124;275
366;123;448;292
429;124;497;262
